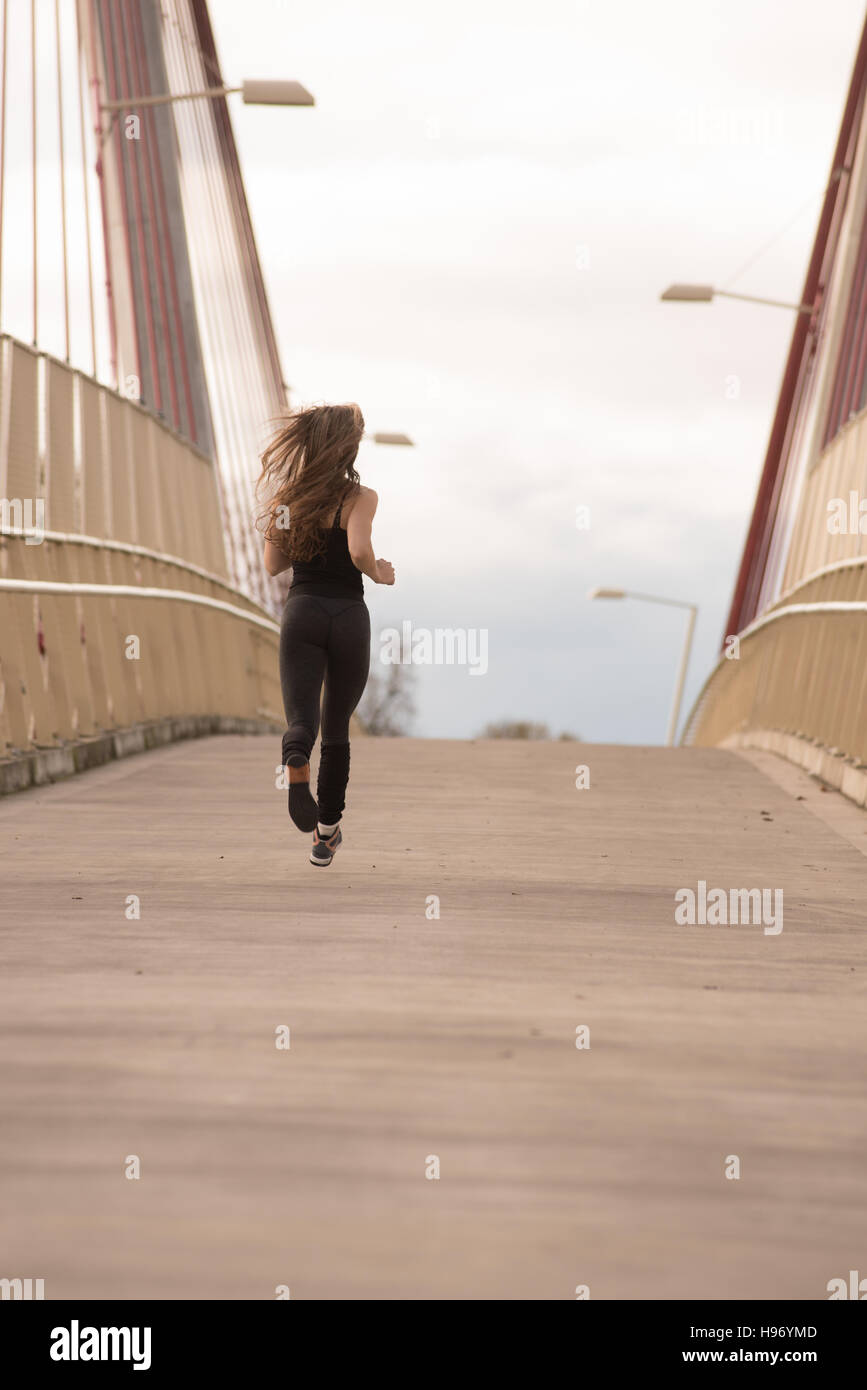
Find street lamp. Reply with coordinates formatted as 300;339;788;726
589;587;698;746
660;283;814;315
100;79;315;113
367;432;414;446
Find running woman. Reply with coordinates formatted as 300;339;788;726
259;403;395;865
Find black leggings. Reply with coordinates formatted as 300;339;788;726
279;593;371;824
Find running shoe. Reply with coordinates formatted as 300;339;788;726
286;753;319;833
310;825;342;866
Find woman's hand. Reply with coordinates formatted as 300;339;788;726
376;558;395;585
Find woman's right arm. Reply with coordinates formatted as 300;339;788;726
347;487;395;585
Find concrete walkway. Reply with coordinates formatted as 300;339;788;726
1;736;865;1300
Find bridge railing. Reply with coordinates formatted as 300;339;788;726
0;335;282;789
685;390;867;804
683;558;867;804
781;406;867;593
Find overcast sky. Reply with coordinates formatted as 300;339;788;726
204;0;866;742
4;1;865;742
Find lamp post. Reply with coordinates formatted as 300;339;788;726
660;283;814;315
98;80;315;149
366;432;414;446
100;79;315;113
589;587;698;746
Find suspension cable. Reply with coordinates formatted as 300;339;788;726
56;0;71;360
31;0;37;344
0;0;8;331
75;0;98;376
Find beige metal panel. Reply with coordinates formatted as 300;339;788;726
856;413;867;561
131;410;166;556
170;432;200;568
814;618;842;749
200;602;235;715
0;641;14;752
145;419;172;557
94;549;140;728
201;457;229;578
246;625;271;718
170;434;200;569
195;603;223;716
71;593;98;738
789;442;824;586
207;596;254;716
154;433;186;562
190;604;222;715
254;629;283;723
127;593;167;720
782;464;817;590
76;545;120;731
1;587;54;745
175;436;208;572
816;433;845;572
842;616;867;756
105;392;137;545
33;541;78;741
162;606;190;718
111;590;148;727
188;606;219;717
746;629;771;732
0;594;41;749
156;597;193;718
835;426;859;567
780;505;802;595
799;466;823;580
225;607;257;716
2;340;40;507
824;613;857;751
796;612;823;738
41;593;80;740
777;628;800;732
199;605;234;715
104;551;151;725
45;358;78;535
785;414;867;590
246;624;278;720
11;539;68;744
800;455;828;575
80;375;110;540
0;338;9;497
194;454;222;577
837;616;867;762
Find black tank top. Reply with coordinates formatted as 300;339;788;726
289;491;364;601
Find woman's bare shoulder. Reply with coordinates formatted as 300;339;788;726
342;484;378;520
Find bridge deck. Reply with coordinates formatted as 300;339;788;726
1;736;864;1299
